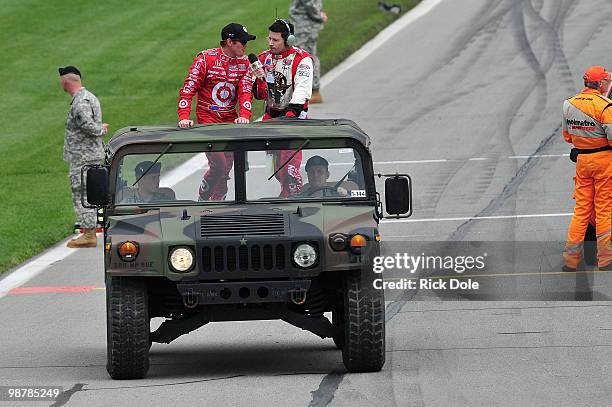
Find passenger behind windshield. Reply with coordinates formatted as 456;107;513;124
118;161;176;203
300;155;353;197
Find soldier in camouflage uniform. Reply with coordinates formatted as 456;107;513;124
59;66;108;248
289;0;328;103
117;161;176;204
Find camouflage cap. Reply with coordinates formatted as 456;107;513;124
135;161;161;177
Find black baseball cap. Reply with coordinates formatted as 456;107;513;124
135;161;161;178
58;66;81;77
305;156;329;171
221;23;256;42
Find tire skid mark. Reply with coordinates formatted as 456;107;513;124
308;371;345;407
449;0;571;240
82;374;243;390
576;14;612;55
532;0;543;13
49;375;244;406
380;0;512;130
416;0;512;84
388;5;515;218
524;0;574;79
385;0;529;319
388;0;574;309
504;0;571;146
49;383;86;407
385;338;402;407
449;122;561;241
556;0;577;45
404;5;557;219
565;1;611;58
311;1;580;405
506;0;574;143
386;0;512;133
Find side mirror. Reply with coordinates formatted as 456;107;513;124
380;174;412;218
82;165;110;207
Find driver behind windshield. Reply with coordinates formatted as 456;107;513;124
300;155;349;197
118;161;176;203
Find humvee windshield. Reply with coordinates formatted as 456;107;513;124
114;147;366;204
246;148;366;200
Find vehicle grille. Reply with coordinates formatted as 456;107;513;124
200;214;286;238
201;243;287;273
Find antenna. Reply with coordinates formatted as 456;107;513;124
275;7;278;18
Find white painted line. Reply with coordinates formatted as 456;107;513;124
381;213;574;224
508;154;569;159
320;0;445;89
373;155;569;165
163;153;206;188
375;159;448;165
0;238;80;299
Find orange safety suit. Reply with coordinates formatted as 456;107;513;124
563;88;612;268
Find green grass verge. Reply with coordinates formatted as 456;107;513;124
0;0;419;273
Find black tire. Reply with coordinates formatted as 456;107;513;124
341;270;385;372
106;276;150;379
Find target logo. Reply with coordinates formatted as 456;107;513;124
178;99;189;109
243;101;252;110
211;82;236;107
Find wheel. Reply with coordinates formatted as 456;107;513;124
106;276;150;379
341;270;385;372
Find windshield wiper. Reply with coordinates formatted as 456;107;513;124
333;164;356;189
268;139;310;181
132;143;174;186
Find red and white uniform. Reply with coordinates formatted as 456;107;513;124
255;47;313;119
254;47;313;197
178;47;254;123
177;48;254;200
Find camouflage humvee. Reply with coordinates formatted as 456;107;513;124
85;119;411;379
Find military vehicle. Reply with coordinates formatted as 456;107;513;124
84;119;412;379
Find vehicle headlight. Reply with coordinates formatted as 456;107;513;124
169;247;195;272
293;243;317;268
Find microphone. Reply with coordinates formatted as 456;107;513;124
248;53;265;79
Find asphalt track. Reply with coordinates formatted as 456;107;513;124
3;1;612;406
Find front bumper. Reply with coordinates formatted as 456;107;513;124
176;280;312;305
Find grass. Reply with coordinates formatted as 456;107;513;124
0;0;420;273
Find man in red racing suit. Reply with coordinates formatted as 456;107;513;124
177;23;255;201
253;19;314;197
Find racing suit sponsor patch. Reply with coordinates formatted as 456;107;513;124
212;82;237;107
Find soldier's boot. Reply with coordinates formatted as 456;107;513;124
66;229;97;248
310;90;323;104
